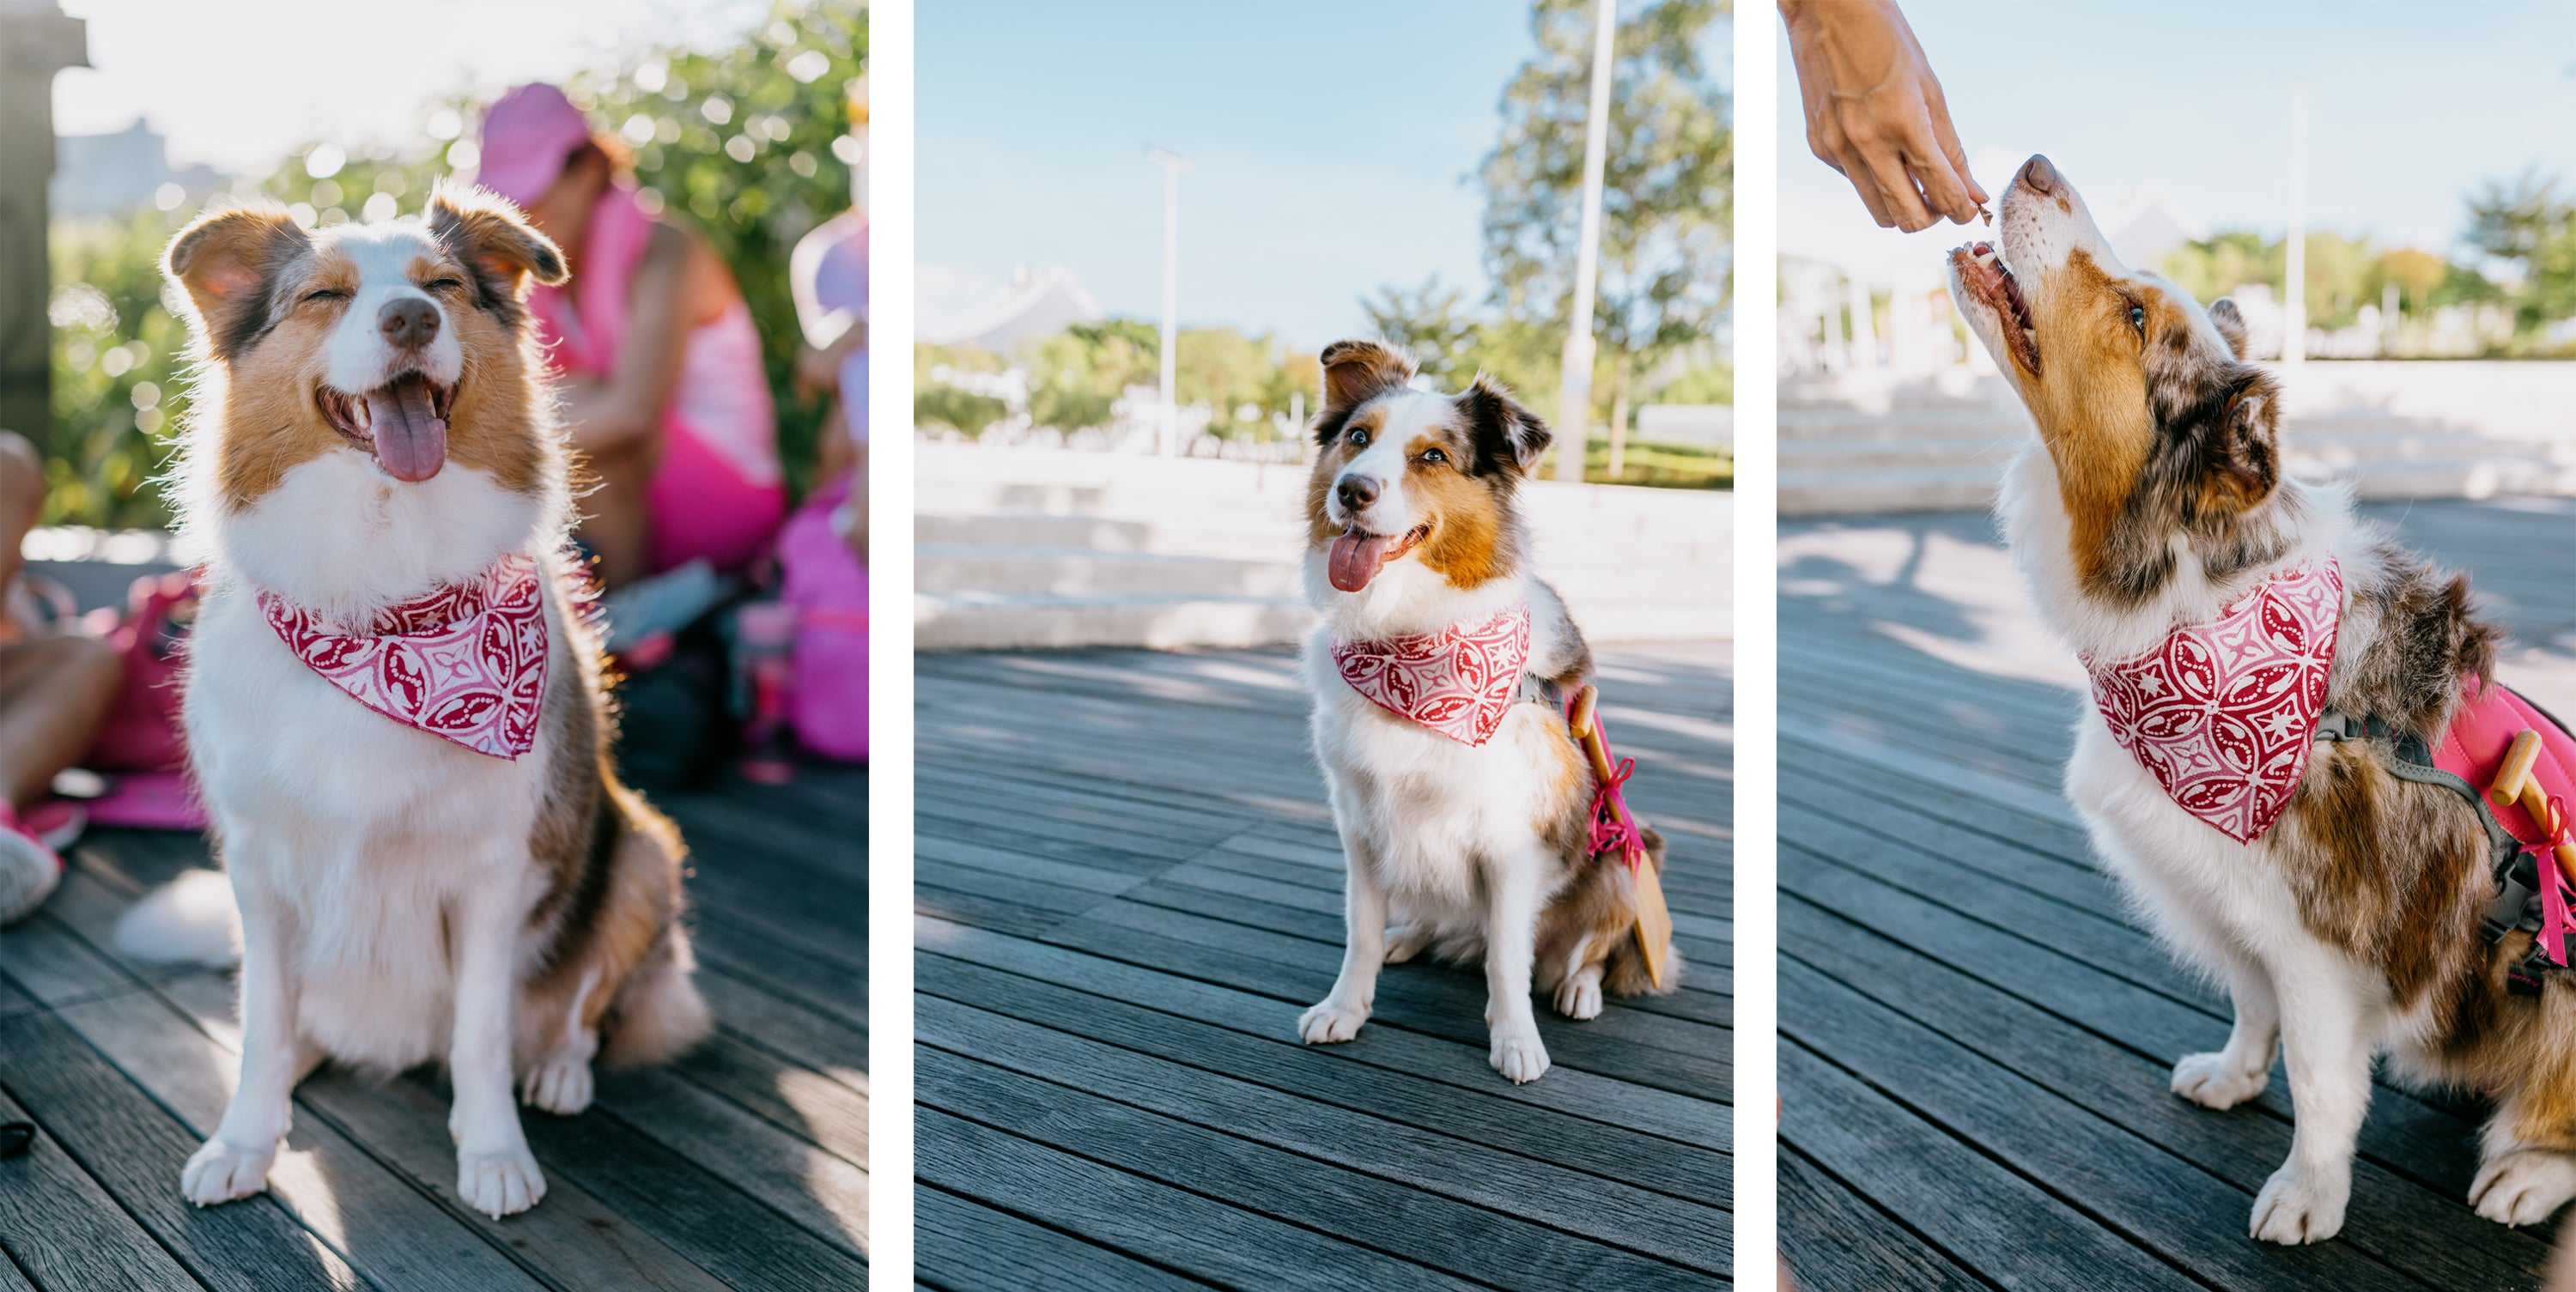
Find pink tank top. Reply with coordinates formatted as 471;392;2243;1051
530;185;785;574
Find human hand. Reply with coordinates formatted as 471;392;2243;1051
1781;0;1988;232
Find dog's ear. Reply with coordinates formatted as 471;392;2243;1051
1316;339;1417;414
1458;373;1552;476
164;203;311;360
2208;298;2250;360
427;181;569;305
2194;365;2281;514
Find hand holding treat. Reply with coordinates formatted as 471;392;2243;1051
1781;0;1989;231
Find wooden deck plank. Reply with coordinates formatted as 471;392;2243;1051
2;760;865;1291
1780;500;2576;1289
916;642;1731;1289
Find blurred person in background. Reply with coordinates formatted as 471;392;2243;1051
789;75;867;557
477;82;787;591
0;432;122;924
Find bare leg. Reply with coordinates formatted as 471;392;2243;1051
1483;844;1552;1083
449;872;545;1217
0;431;39;606
574;439;658;591
2172;951;2279;1111
1300;815;1385;1045
181;880;300;1204
0;634;122;810
2249;948;2375;1244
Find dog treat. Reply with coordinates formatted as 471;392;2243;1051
1979;203;1993;226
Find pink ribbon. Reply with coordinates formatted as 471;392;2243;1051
2534;795;2574;967
1575;700;1649;872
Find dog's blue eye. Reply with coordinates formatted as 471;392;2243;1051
424;278;464;293
1421;447;1445;464
1350;428;1370;447
2129;306;2146;331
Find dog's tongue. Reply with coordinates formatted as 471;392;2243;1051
366;373;447;482
1328;528;1392;592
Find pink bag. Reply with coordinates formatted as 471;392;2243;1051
89;570;196;772
779;475;867;761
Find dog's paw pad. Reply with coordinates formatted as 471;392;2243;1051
2472;1150;2576;1227
457;1144;548;1218
521;1058;594;1116
1553;977;1602;1021
2249;1163;2347;1245
180;1137;276;1207
1297;999;1369;1045
2170;1052;2266;1111
1489;1029;1550;1084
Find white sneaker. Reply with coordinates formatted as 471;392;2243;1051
0;806;65;926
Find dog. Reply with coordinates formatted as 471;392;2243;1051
123;184;710;1218
1292;340;1680;1084
1953;154;2576;1244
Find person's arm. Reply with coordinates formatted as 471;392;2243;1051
558;222;692;455
1779;0;1986;232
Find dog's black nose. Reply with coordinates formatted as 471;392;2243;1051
379;297;440;350
2020;154;2059;196
1336;474;1380;513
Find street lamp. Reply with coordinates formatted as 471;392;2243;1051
1556;0;1615;482
1149;147;1191;457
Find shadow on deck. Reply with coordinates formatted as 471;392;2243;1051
1778;498;2576;1292
914;642;1733;1289
0;762;868;1291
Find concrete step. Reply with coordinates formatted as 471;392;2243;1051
1779;467;2002;516
916;513;1302;563
1781;455;2576;516
916;543;1303;598
915;590;1315;652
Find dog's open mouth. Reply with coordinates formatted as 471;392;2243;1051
1327;522;1431;592
318;372;456;482
1953;241;2041;378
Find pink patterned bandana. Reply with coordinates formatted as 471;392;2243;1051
260;555;550;760
1333;602;1533;746
2084;557;2344;844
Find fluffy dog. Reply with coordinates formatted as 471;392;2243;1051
1953;154;2576;1243
127;185;709;1218
1293;340;1679;1084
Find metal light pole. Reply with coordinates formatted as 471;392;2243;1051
0;1;88;440
2282;82;2307;368
1149;147;1191;457
1554;0;1616;483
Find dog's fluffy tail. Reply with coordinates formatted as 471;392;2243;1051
598;925;713;1068
112;869;242;968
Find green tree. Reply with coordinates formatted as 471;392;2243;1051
1022;321;1157;434
1358;276;1484;391
2464;169;2576;336
1479;0;1731;464
914;343;1008;439
44;209;193;527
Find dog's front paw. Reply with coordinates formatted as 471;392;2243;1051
180;1137;277;1207
1552;973;1603;1021
2170;1051;2267;1111
457;1143;548;1218
1489;1026;1551;1084
1298;998;1370;1045
521;1058;595;1116
2471;1149;2576;1227
2249;1162;2348;1244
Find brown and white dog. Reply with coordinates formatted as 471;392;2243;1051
1293;340;1679;1083
119;185;709;1218
1953;155;2574;1243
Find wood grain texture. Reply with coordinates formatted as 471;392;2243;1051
914;643;1731;1289
1779;500;2576;1291
0;761;866;1291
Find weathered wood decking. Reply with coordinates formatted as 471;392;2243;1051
914;642;1732;1289
1778;498;2576;1291
0;763;868;1291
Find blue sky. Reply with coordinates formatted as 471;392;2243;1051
1779;0;2576;282
920;1;1729;350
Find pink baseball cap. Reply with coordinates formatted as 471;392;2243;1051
474;83;592;208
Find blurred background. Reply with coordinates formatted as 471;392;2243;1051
1776;0;2576;513
914;0;1734;651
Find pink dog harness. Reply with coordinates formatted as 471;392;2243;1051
260;555;549;760
1333;602;1532;746
2085;557;2344;844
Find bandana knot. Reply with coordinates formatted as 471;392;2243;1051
260;555;550;760
2084;556;2343;843
1333;602;1533;746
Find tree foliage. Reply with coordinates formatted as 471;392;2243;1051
2464;169;2576;335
